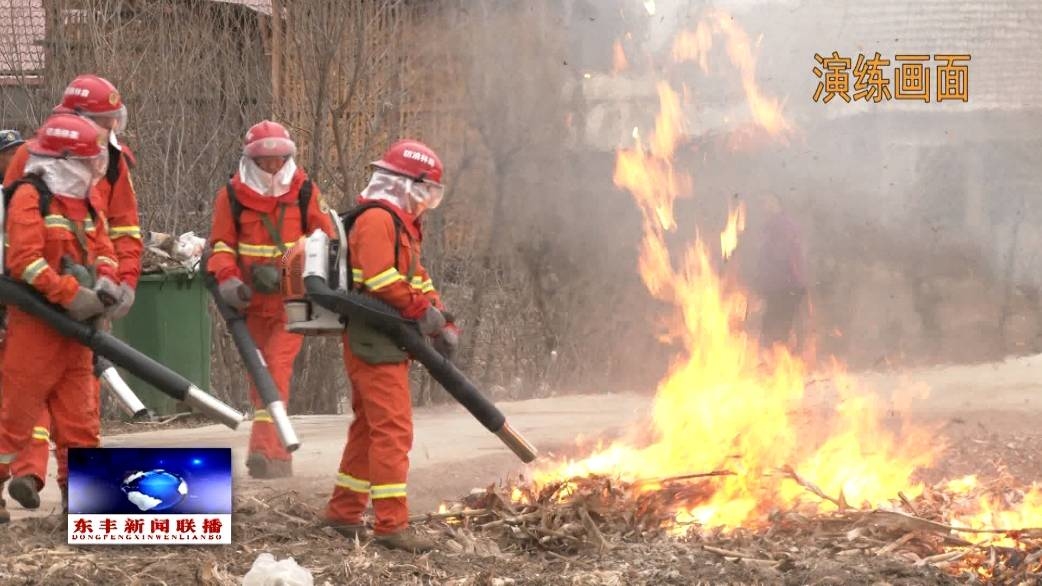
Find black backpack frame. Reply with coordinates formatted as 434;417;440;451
2;174;100;282
225;178;314;237
4;173;99;223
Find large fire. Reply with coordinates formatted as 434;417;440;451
525;9;1041;548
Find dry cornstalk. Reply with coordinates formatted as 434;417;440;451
631;470;736;486
409;508;492;523
703;545;766;561
781;465;847;510
876;532;917;555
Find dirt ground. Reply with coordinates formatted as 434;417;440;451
2;355;1042;584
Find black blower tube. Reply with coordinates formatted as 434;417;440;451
201;251;300;452
0;275;244;429
304;275;538;463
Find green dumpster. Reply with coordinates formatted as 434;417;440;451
109;270;211;416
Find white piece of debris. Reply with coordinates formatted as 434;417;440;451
242;553;314;586
143;230;208;273
174;231;207;268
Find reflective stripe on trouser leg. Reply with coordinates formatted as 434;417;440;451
326;364;373;526
335;473;370;494
12;409;54;487
245;312;303;461
370;483;407;499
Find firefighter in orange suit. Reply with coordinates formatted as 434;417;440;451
0;114;120;522
0;130;25;508
325;140;459;553
2;75;141;511
206;120;333;478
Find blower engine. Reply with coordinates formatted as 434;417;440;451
279;210;538;464
281;210;345;335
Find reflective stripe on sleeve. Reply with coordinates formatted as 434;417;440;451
21;258;49;284
109;225;142;239
364;267;404;292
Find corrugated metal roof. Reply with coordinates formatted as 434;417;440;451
0;0;45;75
0;0;270;76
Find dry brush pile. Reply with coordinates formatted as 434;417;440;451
2;470;1041;585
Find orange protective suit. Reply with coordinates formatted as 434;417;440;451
325;200;444;535
2;142;142;491
0;181;117;486
206;170;333;463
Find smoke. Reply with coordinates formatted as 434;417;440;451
451;0;1042;390
4;0;1038;407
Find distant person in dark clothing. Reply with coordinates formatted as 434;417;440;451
755;192;806;352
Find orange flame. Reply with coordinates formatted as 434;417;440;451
720;202;745;260
944;483;1042;550
673;10;792;138
533;10;938;531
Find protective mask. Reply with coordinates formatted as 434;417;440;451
239;156;297;197
360;169;444;216
360;169;413;212
407;179;445;215
90;105;128;136
24;154;105;200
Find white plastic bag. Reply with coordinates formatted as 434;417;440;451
242;553;314;586
173;231;207;271
174;231;206;260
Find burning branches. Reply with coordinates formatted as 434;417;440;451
534;6;945;535
427;473;1042;584
427;475;731;554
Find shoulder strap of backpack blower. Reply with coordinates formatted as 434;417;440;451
5;174;98;221
225;176;314;236
3;174;99;281
105;142;122;187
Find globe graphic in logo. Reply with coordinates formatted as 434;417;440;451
121;470;188;512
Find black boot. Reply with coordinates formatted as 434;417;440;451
60;485;68;514
246;453;292;479
8;475;41;510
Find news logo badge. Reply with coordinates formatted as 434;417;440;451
67;448;232;544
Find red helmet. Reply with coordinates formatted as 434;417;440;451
244;120;296;158
371;139;443;185
28;114;107;159
60;74;123;115
59;74;127;133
